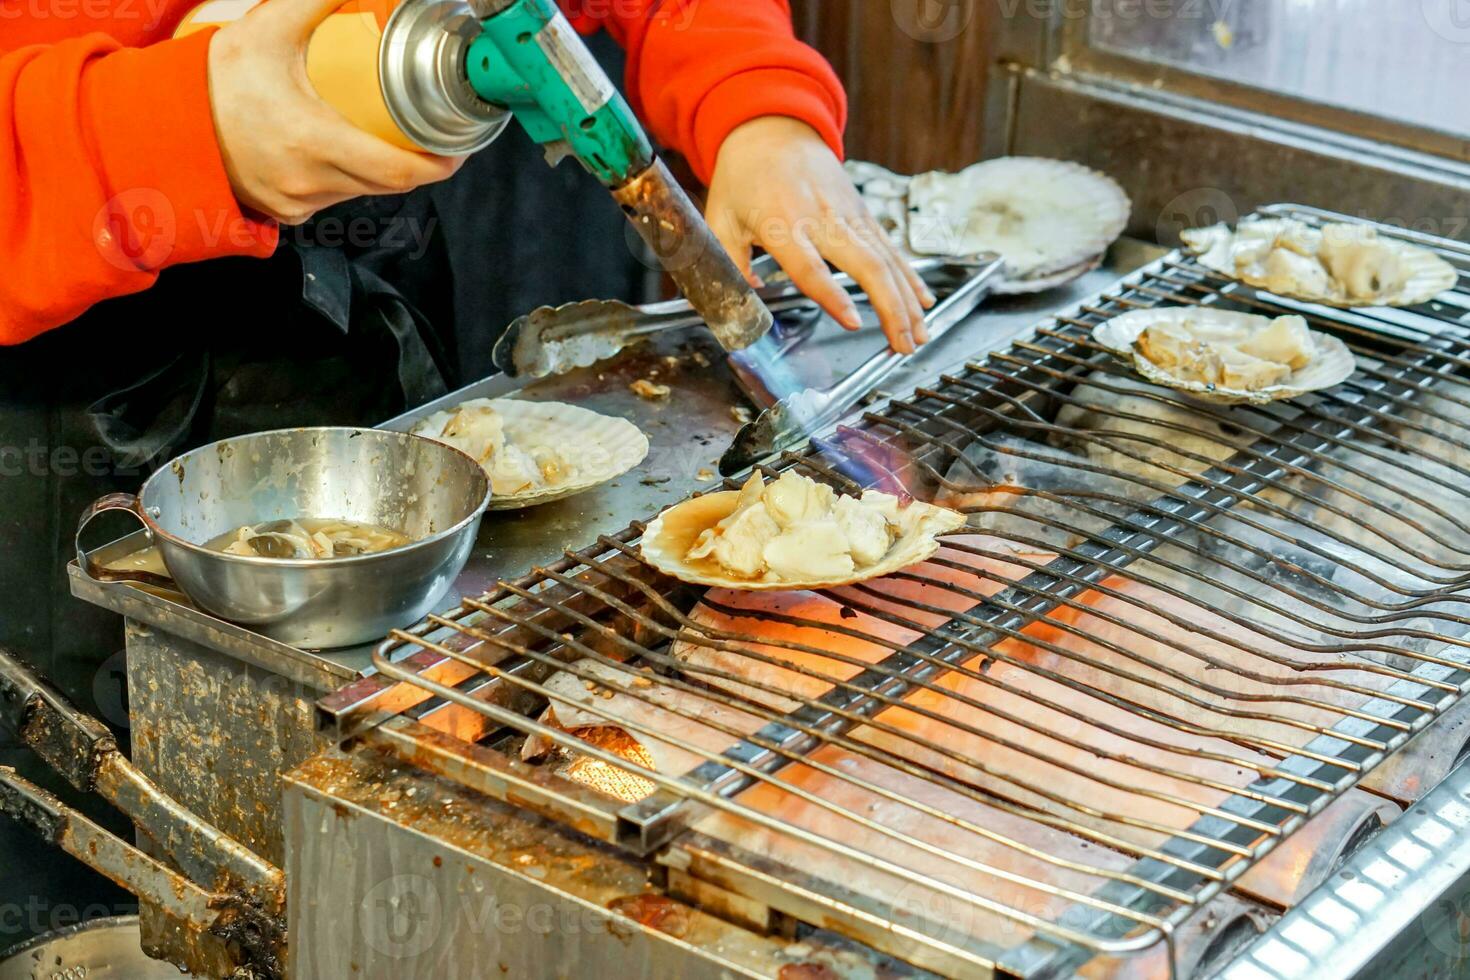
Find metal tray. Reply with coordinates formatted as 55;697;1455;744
69;245;1161;687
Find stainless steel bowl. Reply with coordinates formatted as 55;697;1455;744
77;427;491;648
0;916;186;979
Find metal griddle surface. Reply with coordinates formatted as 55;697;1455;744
69;241;1163;682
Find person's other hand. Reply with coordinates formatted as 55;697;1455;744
706;116;935;354
207;0;463;224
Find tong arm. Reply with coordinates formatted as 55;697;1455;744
0;647;286;976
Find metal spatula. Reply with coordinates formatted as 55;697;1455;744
490;257;977;379
719;254;1005;475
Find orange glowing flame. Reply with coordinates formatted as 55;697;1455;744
556;727;658;803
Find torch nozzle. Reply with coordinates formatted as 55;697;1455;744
611;158;773;353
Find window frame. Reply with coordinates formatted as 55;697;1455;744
1050;7;1469;164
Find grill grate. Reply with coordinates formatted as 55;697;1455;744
323;205;1470;975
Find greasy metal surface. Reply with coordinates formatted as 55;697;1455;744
71;245;1156;682
611;157;773;353
126;622;330;867
340;206;1470;975
0;644;284;912
720;256;1004;474
0;917;182;980
0;645;112;790
0;768;282;980
282;744;890;979
1221;759;1470;980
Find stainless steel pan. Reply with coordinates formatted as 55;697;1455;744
75;427;491;648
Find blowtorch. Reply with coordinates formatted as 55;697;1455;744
180;0;771;349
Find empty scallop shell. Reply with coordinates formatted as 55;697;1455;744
990;254;1104;296
1183;219;1459;308
640;490;965;591
1093;307;1357;405
413;398;648;509
906;157;1130;279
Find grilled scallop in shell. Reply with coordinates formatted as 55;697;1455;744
1093;306;1356;405
412;397;649;509
643;471;965;591
1183;218;1456;307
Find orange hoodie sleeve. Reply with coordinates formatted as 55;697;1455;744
562;0;847;185
0;28;277;344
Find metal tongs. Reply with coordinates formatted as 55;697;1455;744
719;253;1005;475
491;256;977;379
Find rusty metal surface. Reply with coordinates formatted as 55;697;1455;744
1;638;289;977
2;640;284;915
69;247;1158;689
0;646;113;790
281;745;905;980
0;767;284;980
125;621;330;867
330;206;1470;977
611;157;773;353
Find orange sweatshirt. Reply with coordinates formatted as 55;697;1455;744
0;0;846;343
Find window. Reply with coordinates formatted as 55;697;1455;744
1085;0;1470;140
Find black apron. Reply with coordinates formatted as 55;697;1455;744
0;190;459;943
0;33;642;945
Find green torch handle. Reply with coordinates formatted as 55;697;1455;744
465;0;652;186
463;0;774;351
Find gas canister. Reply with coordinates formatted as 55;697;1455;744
176;0;509;154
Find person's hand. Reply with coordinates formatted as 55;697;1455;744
706;117;935;354
206;0;463;224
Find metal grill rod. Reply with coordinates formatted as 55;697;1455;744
861;407;1470;662
998;341;1470;548
483;572;1286;847
368;643;1174;956
433;608;1206;902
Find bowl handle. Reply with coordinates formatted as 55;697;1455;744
75;492;174;588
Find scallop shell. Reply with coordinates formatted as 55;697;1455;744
1093;307;1357;405
990;254;1103;296
906;157;1130;279
412;398;648;509
1183;220;1459;308
846;160;916;255
640;490;966;591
